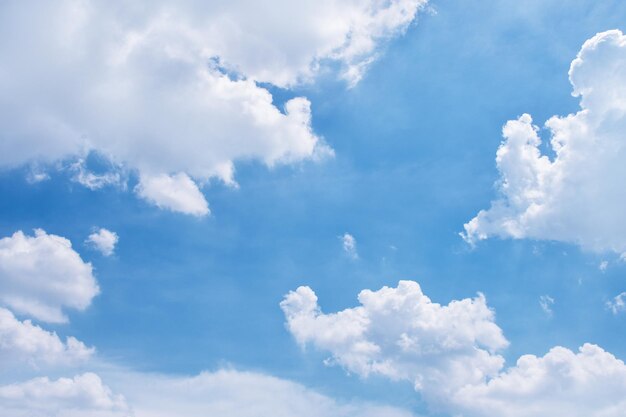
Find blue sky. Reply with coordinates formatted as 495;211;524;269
1;1;626;416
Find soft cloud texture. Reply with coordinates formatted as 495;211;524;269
0;230;99;323
0;308;93;370
341;233;358;259
451;344;626;417
607;292;626;314
539;295;554;317
105;368;417;417
463;30;626;252
0;373;129;417
135;173;210;216
281;280;508;402
0;0;426;214
87;228;119;257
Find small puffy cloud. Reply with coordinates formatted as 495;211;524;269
451;344;626;417
0;229;100;323
539;295;554;317
463;30;626;253
0;307;93;369
107;368;417;417
86;228;119;257
341;233;358;259
281;280;508;402
599;260;609;272
0;373;129;417
0;0;426;214
607;292;626;314
135;173;210;217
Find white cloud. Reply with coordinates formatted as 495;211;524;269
539;295;554;317
0;367;418;417
450;344;626;417
0;229;99;323
280;280;508;402
341;233;358;259
607;292;626;314
105;368;417;417
0;307;93;370
86;228;119;257
599;260;609;272
0;0;425;214
135;173;210;216
463;30;626;253
0;373;129;417
283;281;626;416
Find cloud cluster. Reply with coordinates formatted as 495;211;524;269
281;280;508;402
463;30;626;253
283;281;626;416
0;227;415;417
451;344;626;417
0;0;426;215
0;230;99;323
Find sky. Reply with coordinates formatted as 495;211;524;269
1;1;626;416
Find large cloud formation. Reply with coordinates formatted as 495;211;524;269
0;230;99;323
282;281;626;416
0;0;426;215
463;30;626;253
281;280;508;402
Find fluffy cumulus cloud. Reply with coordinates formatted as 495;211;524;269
451;344;626;417
0;308;93;370
463;30;626;253
283;281;626;416
0;0;426;214
86;228;119;257
280;280;508;402
0;373;129;417
0;229;99;323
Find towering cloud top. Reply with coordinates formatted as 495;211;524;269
463;30;626;253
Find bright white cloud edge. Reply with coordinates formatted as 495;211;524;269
282;280;626;417
462;30;626;253
0;0;427;215
0;229;99;323
86;228;119;257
